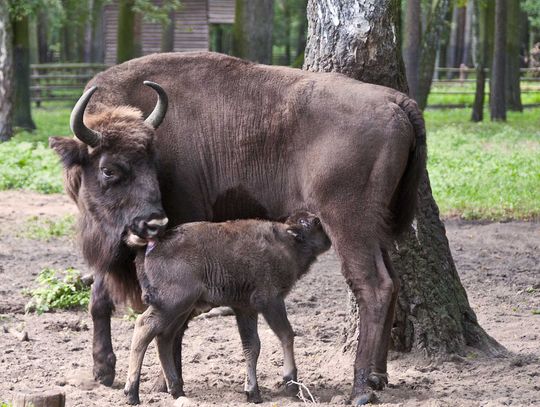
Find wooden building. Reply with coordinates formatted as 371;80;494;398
103;0;235;65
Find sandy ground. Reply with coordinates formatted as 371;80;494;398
0;191;538;407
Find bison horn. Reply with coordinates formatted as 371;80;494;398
70;86;102;148
143;81;168;129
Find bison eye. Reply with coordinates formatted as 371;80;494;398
100;167;115;179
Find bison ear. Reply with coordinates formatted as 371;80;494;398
49;137;87;168
286;226;305;242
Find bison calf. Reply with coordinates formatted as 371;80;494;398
123;212;331;405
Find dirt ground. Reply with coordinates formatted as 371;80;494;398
0;191;538;407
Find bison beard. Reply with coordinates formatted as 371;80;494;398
51;52;426;405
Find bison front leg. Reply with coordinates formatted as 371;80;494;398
90;274;116;386
234;309;262;403
261;298;298;397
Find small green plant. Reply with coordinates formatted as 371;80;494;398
25;268;90;315
123;306;140;322
20;215;75;240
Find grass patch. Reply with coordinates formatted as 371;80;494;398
425;108;540;220
24;268;90;315
19;215;75;240
0;105;70;194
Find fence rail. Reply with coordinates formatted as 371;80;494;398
30;63;108;106
30;63;540;109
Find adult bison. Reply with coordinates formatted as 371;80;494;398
50;52;425;405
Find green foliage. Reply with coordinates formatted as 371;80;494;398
0;402;13;407
24;268;90;314
523;0;540;30
123;307;141;321
20;214;75;240
425;108;540;220
0;105;70;193
134;0;182;25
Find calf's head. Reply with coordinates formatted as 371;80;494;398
49;81;169;248
285;211;331;255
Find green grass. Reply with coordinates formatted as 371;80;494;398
0;102;539;221
425;108;540;220
24;267;90;315
0;105;70;194
19;214;76;240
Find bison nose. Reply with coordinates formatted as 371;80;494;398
136;215;168;238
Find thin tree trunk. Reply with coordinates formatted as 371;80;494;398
292;0;307;67
12;15;35;131
37;11;50;63
161;11;175;52
506;0;522;112
446;4;459;78
403;0;421;101
416;0;452;110
232;0;274;64
490;0;507;121
0;0;13;141
462;0;474;66
472;0;488;122
283;0;291;66
304;0;504;358
117;0;137;63
91;0;105;63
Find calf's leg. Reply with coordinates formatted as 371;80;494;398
261;298;298;397
151;324;187;393
235;309;262;403
156;315;191;399
90;274;116;386
124;307;168;405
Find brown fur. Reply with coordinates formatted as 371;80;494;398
51;52;426;401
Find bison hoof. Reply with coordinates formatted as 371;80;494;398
125;391;140;405
93;354;116;387
170;385;186;399
284;380;299;397
367;372;388;390
350;390;375;406
245;389;263;404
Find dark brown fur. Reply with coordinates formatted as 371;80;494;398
51;52;426;403
124;213;331;404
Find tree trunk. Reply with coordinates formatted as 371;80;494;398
462;0;474;66
490;0;507;121
506;0;522;112
304;0;504;358
403;0;421;101
283;0;291;66
232;0;274;64
472;0;489;122
37;11;50;63
161;11;175;52
117;0;138;63
292;0;307;68
12;15;35;131
90;0;105;63
0;0;13;141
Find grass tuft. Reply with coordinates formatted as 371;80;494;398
19;215;75;240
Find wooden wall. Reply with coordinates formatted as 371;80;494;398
104;0;235;65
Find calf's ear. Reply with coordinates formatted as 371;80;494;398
49;137;87;168
286;226;305;242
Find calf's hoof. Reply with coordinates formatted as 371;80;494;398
124;391;140;405
284;380;299;397
367;372;388;390
92;354;116;387
245;389;263;404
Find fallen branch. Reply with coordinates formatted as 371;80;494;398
287;379;317;403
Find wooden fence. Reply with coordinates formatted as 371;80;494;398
30;63;108;106
30;63;540;108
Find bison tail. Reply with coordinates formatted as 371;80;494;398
390;96;427;237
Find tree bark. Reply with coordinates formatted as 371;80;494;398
0;0;13;141
90;0;105;63
232;0;274;64
304;0;504;358
117;0;138;63
416;0;452;110
506;0;522;112
403;0;421;101
161;11;175;52
462;0;474;66
37;11;50;63
12;14;35;131
490;0;507;121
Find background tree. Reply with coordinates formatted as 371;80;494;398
117;0;138;63
232;0;274;64
0;0;13;141
403;0;420;100
304;0;504;359
506;0;523;112
471;0;490;122
490;0;507;121
12;11;35;130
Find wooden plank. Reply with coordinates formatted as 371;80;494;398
208;0;235;24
